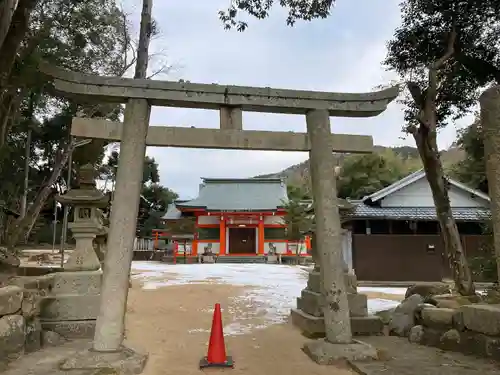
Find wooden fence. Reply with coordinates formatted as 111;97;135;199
134;237;154;251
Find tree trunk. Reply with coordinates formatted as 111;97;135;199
135;0;153;80
405;30;475;295
0;87;26;149
0;0;39;91
6;141;75;252
20;128;32;218
413;126;475;295
0;0;16;51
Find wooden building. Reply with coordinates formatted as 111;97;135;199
343;170;490;282
161;178;292;257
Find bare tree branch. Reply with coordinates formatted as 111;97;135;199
427;29;457;107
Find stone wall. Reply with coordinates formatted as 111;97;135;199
409;303;500;361
389;292;500;361
0;270;101;369
0;275;61;369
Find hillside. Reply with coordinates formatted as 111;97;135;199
255;145;465;189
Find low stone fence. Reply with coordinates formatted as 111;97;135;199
409;303;500;361
385;286;500;362
0;270;99;369
0;275;63;368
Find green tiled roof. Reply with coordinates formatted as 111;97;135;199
175;178;287;211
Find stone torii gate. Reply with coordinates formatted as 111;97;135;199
40;62;398;371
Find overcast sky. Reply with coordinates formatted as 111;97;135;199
121;0;474;199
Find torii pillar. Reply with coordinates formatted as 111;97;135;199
301;109;378;363
59;100;151;372
480;86;500;283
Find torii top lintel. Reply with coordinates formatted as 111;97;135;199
39;62;399;117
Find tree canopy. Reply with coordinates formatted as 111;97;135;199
282;185;313;241
219;0;336;31
0;0;133;248
383;0;500;295
102;150;178;237
0;0;177;252
385;0;500;128
451;121;487;193
337;150;418;199
287;184;311;201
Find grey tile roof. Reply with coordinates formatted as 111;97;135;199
161;203;182;220
175;178;288;211
345;204;490;222
301;198;354;212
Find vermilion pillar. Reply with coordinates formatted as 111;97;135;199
192;217;198;256
219;216;226;255
192;237;198;256
258;216;265;255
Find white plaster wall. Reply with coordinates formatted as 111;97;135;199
341;230;353;271
176;242;192;254
265;241;287;254
264;215;284;225
381;178;489;208
197;215;219;225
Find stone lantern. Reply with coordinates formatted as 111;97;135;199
56;164;109;271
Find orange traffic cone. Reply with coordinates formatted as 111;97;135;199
199;303;234;369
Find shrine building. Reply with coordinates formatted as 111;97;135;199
160;178;292;256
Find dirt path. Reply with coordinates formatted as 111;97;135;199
125;282;354;375
353;336;500;375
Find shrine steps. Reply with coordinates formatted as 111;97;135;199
215;255;267;264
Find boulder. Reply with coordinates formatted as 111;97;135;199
482;287;500;304
436;299;462;309
405;283;452;299
440;328;461;349
434;294;481;309
41;330;66;347
0;247;20;267
21;290;41;318
0;315;25;361
375;308;395;325
24;317;41;353
408;324;424;344
452;310;466;331
388;294;424;337
0;286;23;315
460;304;500;336
459;330;500;360
414;303;436;324
420;307;454;329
